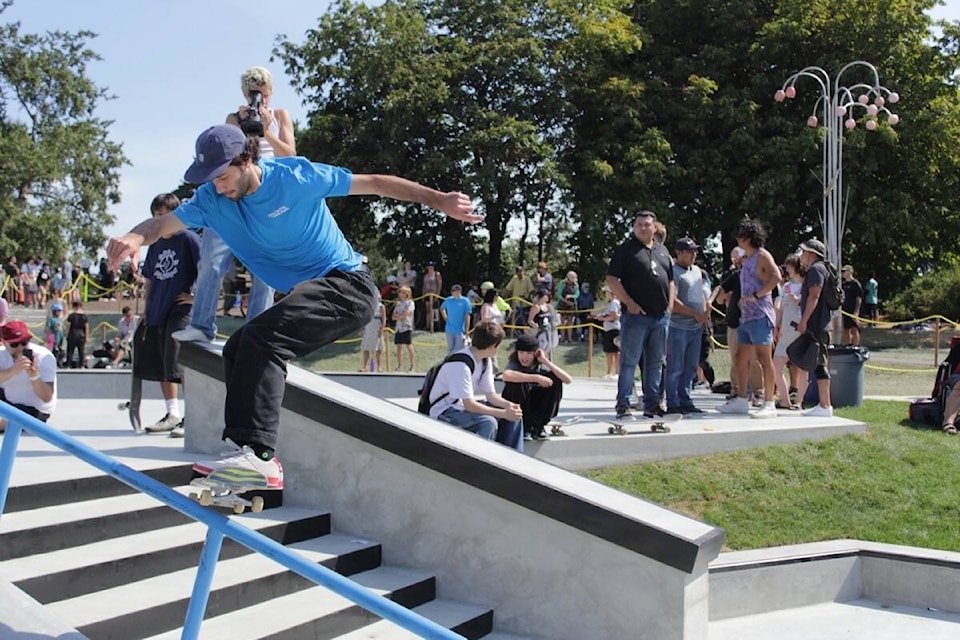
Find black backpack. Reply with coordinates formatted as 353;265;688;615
417;353;482;415
820;261;844;311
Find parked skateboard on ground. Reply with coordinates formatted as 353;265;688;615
604;413;683;435
546;415;583;436
188;473;281;514
117;321;146;431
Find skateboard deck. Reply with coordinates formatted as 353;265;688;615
604;412;682;435
117;321;146;431
546;415;583;436
188;473;282;514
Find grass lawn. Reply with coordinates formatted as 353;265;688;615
585;400;960;552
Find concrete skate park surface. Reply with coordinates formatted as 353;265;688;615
3;360;957;639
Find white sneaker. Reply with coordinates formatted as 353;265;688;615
169;419;185;439
802;405;834;417
193;439;284;489
602;373;618;380
145;414;180;434
717;397;750;414
171;326;213;343
751;401;778;419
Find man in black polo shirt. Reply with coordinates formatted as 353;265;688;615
605;211;675;420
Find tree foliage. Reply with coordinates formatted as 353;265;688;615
276;0;960;301
0;2;127;261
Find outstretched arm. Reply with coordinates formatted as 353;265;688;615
106;215;186;272
349;174;482;225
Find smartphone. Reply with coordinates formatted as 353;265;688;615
22;348;34;361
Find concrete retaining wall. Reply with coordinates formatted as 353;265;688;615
179;344;724;640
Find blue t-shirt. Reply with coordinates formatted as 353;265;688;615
441;296;472;334
174;157;362;293
143;230;201;326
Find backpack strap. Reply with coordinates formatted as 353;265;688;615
427;352;477;410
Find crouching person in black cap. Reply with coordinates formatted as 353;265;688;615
502;333;573;440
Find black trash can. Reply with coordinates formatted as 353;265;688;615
804;345;870;407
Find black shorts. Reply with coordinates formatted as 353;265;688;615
394;329;412;345
136;312;190;383
842;314;860;330
602;329;620;353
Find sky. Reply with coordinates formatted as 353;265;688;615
4;0;331;241
5;0;960;247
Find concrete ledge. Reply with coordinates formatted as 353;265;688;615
0;578;88;639
709;540;960;620
54;369;164;400
180;343;725;640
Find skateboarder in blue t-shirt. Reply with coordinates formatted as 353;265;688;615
107;124;481;490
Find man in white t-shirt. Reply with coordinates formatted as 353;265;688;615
0;320;57;432
427;321;524;450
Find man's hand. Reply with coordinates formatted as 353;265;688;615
503;403;523;421
20;353;37;378
107;233;144;273
437;192;484;225
624;300;645;315
176;292;195;305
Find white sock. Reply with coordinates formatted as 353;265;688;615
165;399;181;419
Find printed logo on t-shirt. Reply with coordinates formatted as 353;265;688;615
153;249;181;281
268;206;290;219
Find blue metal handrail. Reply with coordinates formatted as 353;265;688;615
0;404;465;640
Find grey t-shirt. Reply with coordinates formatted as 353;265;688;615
801;261;832;332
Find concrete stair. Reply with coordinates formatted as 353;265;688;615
0;463;523;639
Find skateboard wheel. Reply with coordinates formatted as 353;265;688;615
188;492;198;501
251;496;264;513
118;402;128;410
608;426;615;434
199;490;213;507
663;426;671;433
233;503;245;514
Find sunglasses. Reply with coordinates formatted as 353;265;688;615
6;340;30;348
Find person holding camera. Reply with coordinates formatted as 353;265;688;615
172;66;295;344
0;320;57;432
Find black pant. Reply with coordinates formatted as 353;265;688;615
221;269;377;449
66;335;85;368
502;371;564;436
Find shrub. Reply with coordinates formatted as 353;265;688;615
884;265;960;322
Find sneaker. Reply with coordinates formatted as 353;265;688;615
193;439;284;489
615;407;636;422
642;406;666;419
523;432;534;442
145;414;180;434
789;389;798;406
749;393;764;408
751;401;778;419
169;419;185;439
717;397;751;414
801;405;833;417
680;405;704;414
171;326;213;343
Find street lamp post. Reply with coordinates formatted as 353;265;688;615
774;61;900;273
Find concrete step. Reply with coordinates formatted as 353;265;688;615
327;598;506;640
138;566;448;640
2;463;195;513
0;490;196;561
48;539;407;640
1;501;332;604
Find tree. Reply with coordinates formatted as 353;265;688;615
0;2;127;261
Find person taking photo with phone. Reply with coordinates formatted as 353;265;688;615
0;320;57;432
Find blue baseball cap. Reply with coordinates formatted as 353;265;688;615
184;125;246;184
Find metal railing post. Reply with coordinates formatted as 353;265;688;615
0;422;24;516
182;527;226;640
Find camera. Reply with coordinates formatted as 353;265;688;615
239;90;264;137
22;348;33;361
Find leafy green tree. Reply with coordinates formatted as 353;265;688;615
0;2;127;261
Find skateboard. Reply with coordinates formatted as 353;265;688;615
188;473;282;514
546;415;583;436
604;413;683;435
117;321;147;431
